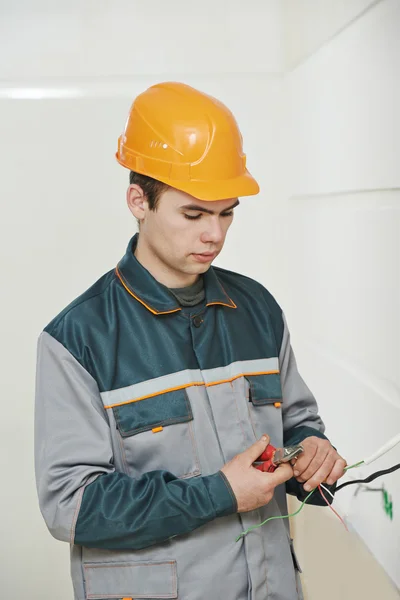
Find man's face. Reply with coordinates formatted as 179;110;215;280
135;187;238;280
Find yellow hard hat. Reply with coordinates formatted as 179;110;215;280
116;82;259;201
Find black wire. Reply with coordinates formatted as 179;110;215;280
335;463;400;492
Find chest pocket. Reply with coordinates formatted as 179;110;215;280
245;373;284;448
113;387;201;479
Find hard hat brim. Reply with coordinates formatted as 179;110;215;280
165;170;260;201
117;149;260;201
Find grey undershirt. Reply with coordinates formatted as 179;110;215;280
168;276;205;307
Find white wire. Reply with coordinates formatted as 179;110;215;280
363;433;400;465
320;483;335;501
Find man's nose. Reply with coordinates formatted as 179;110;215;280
200;218;224;244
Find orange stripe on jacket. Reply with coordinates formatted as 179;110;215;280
104;371;280;409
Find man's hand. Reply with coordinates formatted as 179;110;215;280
292;436;347;492
221;435;293;513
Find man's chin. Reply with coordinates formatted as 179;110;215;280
191;261;213;274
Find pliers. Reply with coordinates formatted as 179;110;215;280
254;443;304;473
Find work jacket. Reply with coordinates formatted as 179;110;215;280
35;233;332;600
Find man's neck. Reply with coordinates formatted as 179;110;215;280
134;237;199;288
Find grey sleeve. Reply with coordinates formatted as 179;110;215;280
279;313;325;435
34;332;236;549
34;331;114;542
278;314;339;505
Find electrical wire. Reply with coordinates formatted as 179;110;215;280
344;460;364;471
343;434;400;472
236;436;400;540
235;489;316;542
335;462;400;492
236;463;400;541
318;484;348;531
363;433;400;465
320;483;335;501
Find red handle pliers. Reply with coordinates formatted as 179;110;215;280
254;443;304;473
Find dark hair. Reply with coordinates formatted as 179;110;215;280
129;171;168;211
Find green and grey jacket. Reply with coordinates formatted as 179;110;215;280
35;233;332;600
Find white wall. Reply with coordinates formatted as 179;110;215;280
0;0;399;598
282;0;400;593
283;0;380;69
0;2;286;598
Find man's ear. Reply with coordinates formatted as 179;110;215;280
127;184;148;222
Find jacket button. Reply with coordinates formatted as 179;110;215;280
193;315;203;328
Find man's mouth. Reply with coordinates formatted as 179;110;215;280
191;251;218;262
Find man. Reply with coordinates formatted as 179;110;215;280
35;82;346;600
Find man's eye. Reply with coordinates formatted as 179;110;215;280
184;211;234;220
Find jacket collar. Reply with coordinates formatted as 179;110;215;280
116;234;236;315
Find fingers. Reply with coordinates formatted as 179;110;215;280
268;462;294;486
239;435;346;500
295;442;331;484
302;453;336;490
243;434;270;465
326;458;347;485
292;441;318;477
302;453;347;491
